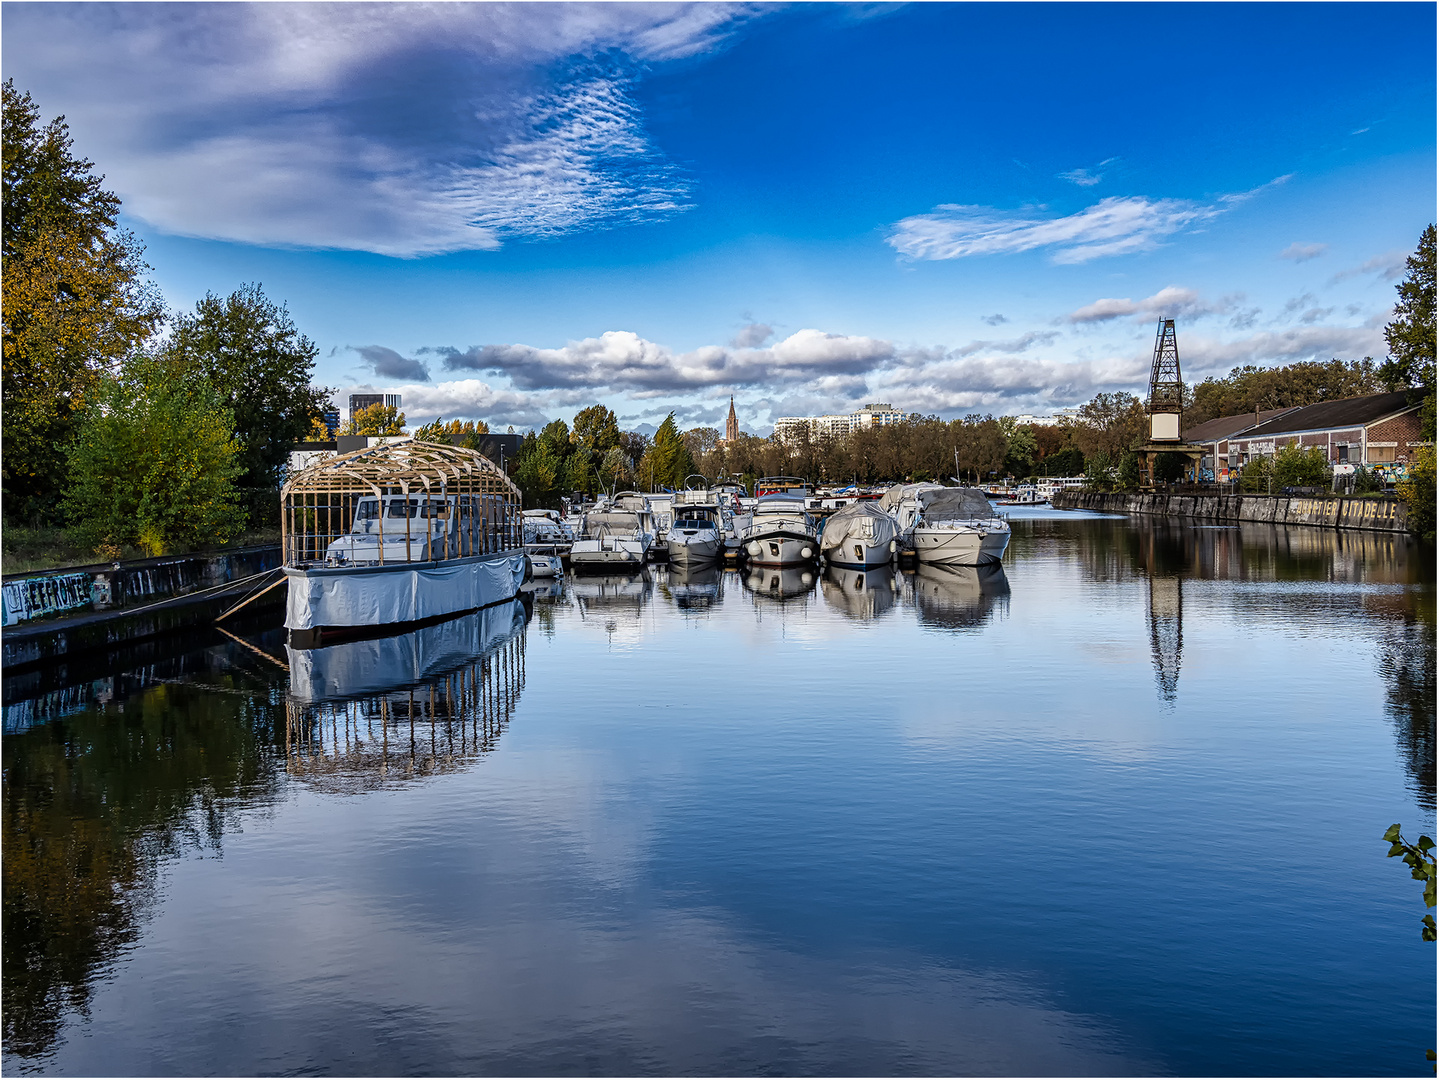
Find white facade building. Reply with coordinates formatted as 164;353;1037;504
773;403;905;443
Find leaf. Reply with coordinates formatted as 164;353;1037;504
1419;836;1436;853
1389;842;1409;858
1385;824;1403;843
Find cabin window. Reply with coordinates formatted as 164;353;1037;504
354;500;379;520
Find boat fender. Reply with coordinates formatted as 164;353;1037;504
800;546;813;559
889;540;897;553
747;541;761;556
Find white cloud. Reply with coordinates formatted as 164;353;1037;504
1057;157;1118;187
731;322;775;348
1279;242;1328;262
340;379;584;429
1068;286;1234;324
888;179;1289;264
1330;250;1408;283
429;328;896;394
3;4;757;256
1180;325;1387;375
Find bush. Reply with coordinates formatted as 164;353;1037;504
1398;445;1436;542
64;357;245;556
1239;456;1273;493
1272;444;1331;489
1115;452;1140;489
1083;451;1114;492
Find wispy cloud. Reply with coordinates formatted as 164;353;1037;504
730;322;775;348
980;314;1008;326
887;178;1289;265
3;4;758;257
1329;250;1408;283
1057;157;1118;187
1279;242;1328;262
340;379;583;430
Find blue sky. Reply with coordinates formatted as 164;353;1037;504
4;2;1434;434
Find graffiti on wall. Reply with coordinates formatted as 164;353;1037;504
1;573;94;626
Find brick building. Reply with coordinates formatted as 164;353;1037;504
1183;390;1424;484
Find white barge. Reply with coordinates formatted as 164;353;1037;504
280;440;527;643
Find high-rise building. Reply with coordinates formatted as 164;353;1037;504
772;403;904;443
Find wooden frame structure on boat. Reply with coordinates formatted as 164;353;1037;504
281;440;522;568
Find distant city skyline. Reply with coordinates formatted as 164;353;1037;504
3;3;1433;436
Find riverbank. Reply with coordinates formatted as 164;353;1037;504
1052;490;1412;532
1;545;283;673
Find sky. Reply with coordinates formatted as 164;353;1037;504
4;2;1434;435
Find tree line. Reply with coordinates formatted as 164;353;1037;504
3;81;328;558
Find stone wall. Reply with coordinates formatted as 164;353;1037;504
1051;491;1411;533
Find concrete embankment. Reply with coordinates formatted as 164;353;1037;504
2;545;283;673
1051;491;1411;533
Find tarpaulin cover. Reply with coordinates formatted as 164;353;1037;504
819;500;900;552
286;597;528;703
915;486;998;521
284;551;526;630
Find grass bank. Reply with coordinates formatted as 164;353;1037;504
2;524;281;576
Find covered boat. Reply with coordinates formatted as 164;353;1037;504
570;495;654;569
281;440;526;642
880;483;1010;566
819;500;900;569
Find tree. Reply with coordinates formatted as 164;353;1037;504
2;80;166;520
1116;451;1141;489
1000;418;1038;477
341;402;405;436
1381;225;1437;439
1070;392;1146;458
161;283;327;506
1187;358;1382;426
1398;446;1435;543
1271;444;1330;489
1083;451;1115;492
570;405;621;456
412;417;487;443
63;354;243;556
639;413;695;490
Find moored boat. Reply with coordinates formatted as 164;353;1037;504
880;483;1011;566
667;486;724;565
280;440;527;644
570;496;655;570
741;478;819;566
819;499;900;569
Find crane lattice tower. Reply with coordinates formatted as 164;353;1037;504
1147;318;1184;441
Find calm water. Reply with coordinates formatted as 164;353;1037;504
3;509;1434;1077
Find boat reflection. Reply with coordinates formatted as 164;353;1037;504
910;563;1010;630
283;599;530;792
662;565;723;612
571;569;652;615
742;565;817;602
820;565;900;621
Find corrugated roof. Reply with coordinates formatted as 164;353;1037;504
1237;390;1416;438
1183;407;1297;443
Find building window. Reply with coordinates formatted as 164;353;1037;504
1368;445;1396;463
1336;445;1348;463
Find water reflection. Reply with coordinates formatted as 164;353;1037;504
661;565;723;612
2;674;286;1060
820;565;900;621
742;565;817;603
284;602;530;795
910;563;1010;631
1379;586;1436;810
571;569;652;615
1148;575;1183;703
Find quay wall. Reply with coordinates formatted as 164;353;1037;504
2;546;283;672
1051;491;1410;533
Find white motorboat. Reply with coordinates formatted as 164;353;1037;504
522;508;575;549
819;499;900;569
526;543;564;578
570;497;654;570
880;483;1010;566
667;487;724;565
741;478;819;567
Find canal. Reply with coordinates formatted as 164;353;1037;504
3;508;1434;1076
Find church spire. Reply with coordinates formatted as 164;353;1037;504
725;396;740;443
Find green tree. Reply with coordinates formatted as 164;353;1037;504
512;431;564;508
1239;455;1274;494
1187;358;1382;426
63;354;244;556
1000;418;1038;477
1116;451;1141;489
1071;392;1146;458
1381;225;1436;439
412;416;487;444
1398;445;1435;543
2;80;166;521
639;413;695;490
161;283;327;510
1083;450;1115;492
1271;444;1331;489
570;405;621;456
341;402;406;436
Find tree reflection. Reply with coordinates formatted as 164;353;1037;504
1380;587;1436;810
2;682;285;1059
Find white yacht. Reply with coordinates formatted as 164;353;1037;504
819;499;900;569
880;483;1010;566
667;487;724;565
522;508;575;548
741;478;819;567
569;495;655;570
526;544;564;578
